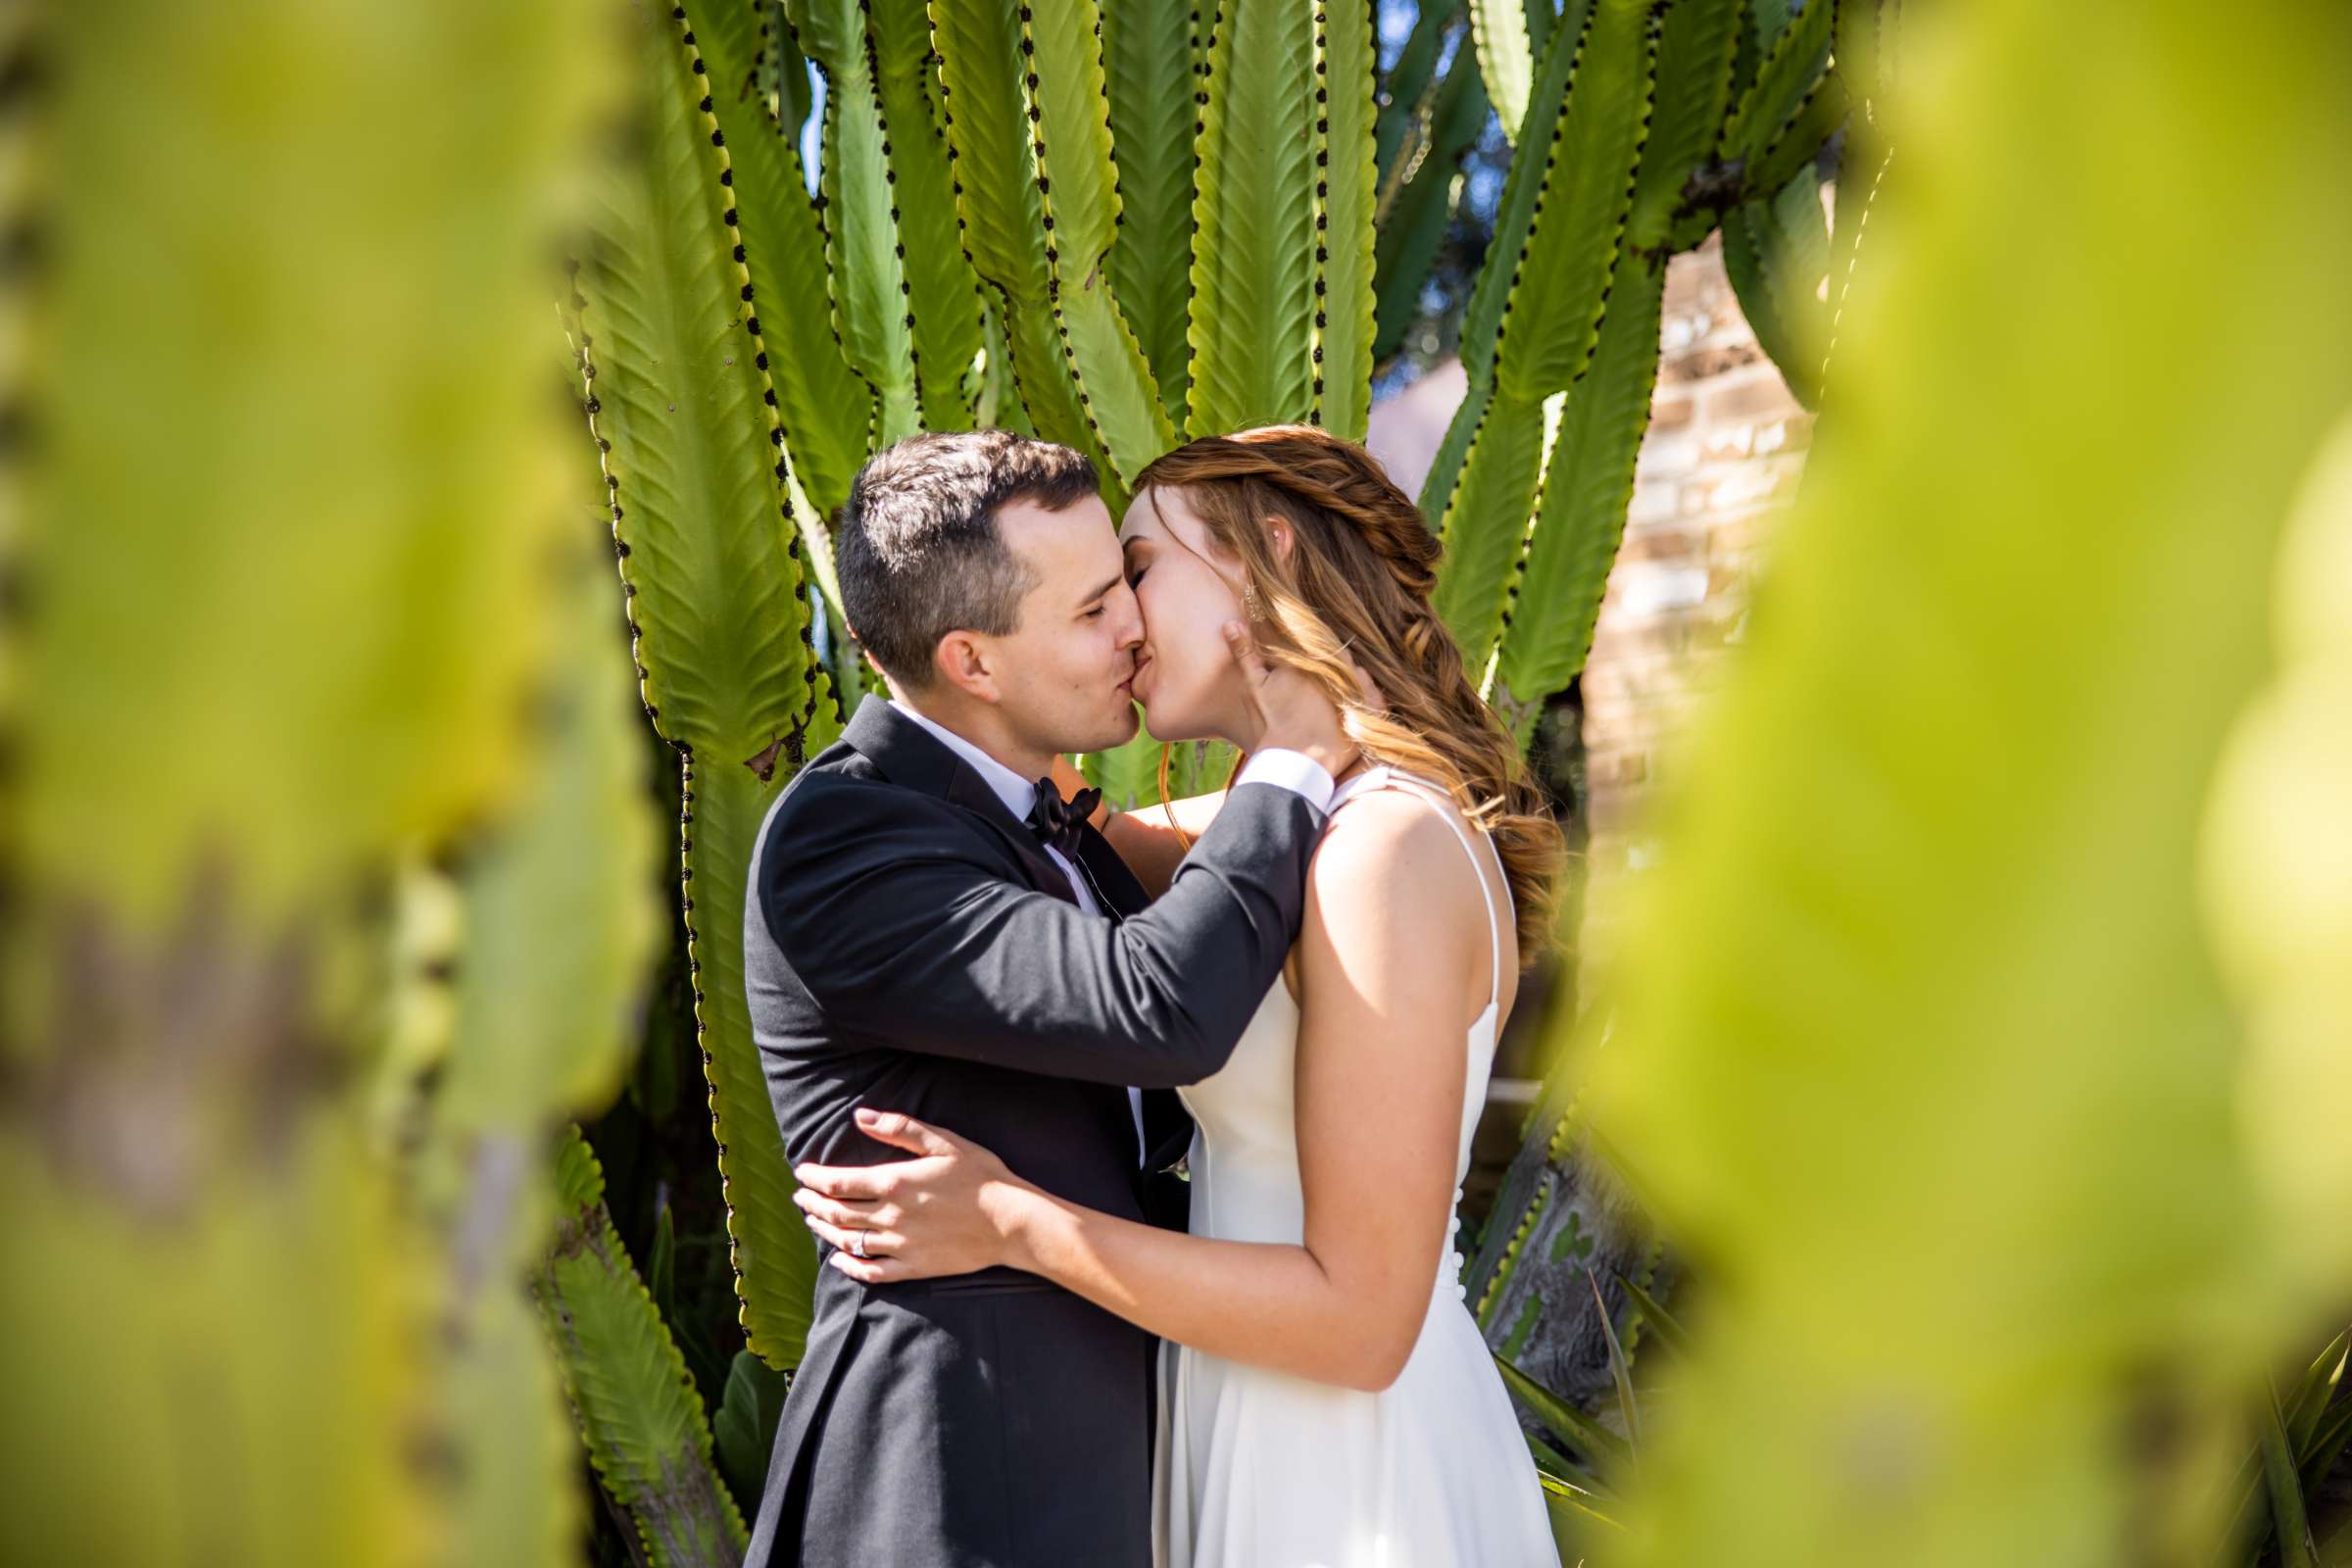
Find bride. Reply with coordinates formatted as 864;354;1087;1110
791;424;1567;1567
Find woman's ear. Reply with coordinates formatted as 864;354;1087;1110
1265;516;1294;565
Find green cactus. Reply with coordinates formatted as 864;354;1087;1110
1426;0;1871;705
0;5;676;1562
699;0;878;516
1185;0;1378;444
536;1128;750;1566
560;0;1890;1477
1100;0;1200;427
1373;3;1491;366
565;0;841;1368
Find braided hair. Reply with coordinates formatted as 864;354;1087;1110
1132;424;1568;960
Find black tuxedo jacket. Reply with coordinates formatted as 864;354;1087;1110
739;695;1326;1567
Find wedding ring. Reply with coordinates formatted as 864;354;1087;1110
850;1228;868;1259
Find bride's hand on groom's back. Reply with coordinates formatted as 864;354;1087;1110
793;1107;1032;1285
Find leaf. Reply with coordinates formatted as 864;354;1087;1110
649;1200;678;1323
1469;0;1537;145
1720;164;1830;409
1417;371;1494;537
1718;0;1835;167
683;753;821;1366
1578;3;2352;1560
1080;729;1165;811
1742;64;1848;204
1375;0;1452;182
439;524;665;1132
1527;1432;1608;1496
1588;1266;1642;1452
536;1130;749;1565
869;0;988;431
688;0;876;518
1374;37;1490;364
1540;1470;1628;1542
1102;0;1201;425
930;0;1126;482
1428;0;1651;638
2303;1396;2352;1499
2265;1375;2322;1568
793;0;921;443
2285;1328;2350;1456
712;1348;794;1512
1612;1265;1692;1359
1456;0;1590;385
1496;1351;1632;1471
1623;0;1740;251
575;4;822;762
1490;0;1655;402
0;1130;440;1565
1027;7;1184;491
1186;0;1318;437
1315;0;1380;440
23;0;593;933
1490;247;1667;739
572;0;828;1365
1429;386;1549;677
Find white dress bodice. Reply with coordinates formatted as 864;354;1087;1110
1174;765;1505;1292
1152;764;1560;1568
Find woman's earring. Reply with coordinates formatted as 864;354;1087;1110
1242;583;1265;621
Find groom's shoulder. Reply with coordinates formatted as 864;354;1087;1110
762;746;967;865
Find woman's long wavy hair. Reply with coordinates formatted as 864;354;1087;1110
1132;424;1568;962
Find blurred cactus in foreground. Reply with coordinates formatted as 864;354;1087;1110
1565;1;2352;1562
0;0;704;1561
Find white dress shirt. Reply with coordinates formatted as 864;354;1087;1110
887;698;1335;1163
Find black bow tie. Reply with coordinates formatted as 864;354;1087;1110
1026;776;1102;860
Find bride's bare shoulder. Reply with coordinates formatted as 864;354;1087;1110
1302;788;1482;934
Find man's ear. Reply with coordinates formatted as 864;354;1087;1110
932;630;1001;704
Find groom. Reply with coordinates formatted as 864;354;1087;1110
739;429;1348;1567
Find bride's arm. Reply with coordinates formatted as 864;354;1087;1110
794;797;1477;1393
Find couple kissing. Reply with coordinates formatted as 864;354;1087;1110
740;423;1566;1568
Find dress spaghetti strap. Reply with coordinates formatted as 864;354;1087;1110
1327;765;1509;1015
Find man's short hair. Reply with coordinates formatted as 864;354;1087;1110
835;430;1102;687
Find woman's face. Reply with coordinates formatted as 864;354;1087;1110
1115;485;1253;744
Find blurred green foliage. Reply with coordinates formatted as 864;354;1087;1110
5;0;2342;1562
0;0;696;1562
1571;1;2352;1562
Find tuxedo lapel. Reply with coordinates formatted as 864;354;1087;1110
1074;820;1149;917
841;694;1077;906
945;766;1080;905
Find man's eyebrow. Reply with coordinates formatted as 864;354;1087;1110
1078;571;1124;608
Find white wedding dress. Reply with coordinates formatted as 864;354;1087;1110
1152;765;1561;1568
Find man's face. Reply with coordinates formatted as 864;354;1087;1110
977;494;1145;758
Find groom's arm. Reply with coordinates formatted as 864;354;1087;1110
760;761;1330;1089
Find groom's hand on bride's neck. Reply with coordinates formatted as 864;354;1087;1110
1223;620;1364;782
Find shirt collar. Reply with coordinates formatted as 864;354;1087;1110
887;698;1040;821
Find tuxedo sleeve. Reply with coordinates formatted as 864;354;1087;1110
759;775;1325;1087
